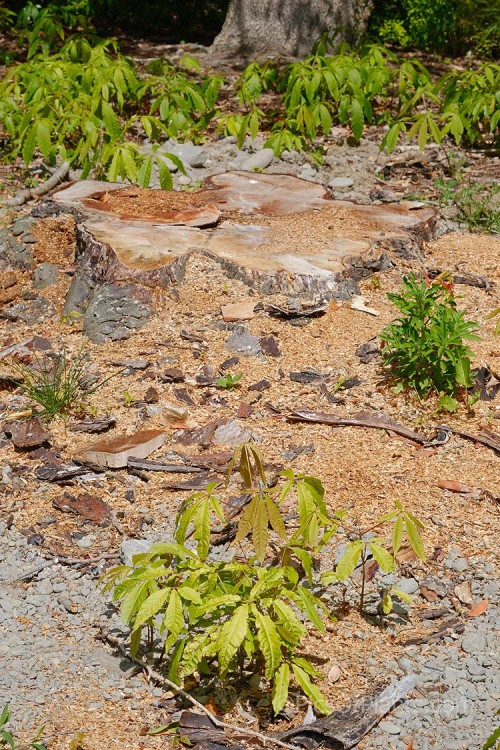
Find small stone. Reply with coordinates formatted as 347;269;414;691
213;419;252;447
221;300;256;322
462;633;486;654
120;538;151;566
58;595;79;614
378;721;401;735
329;177;354;190
240;148;274;171
33;263;59;289
397;577;419;595
226;327;261;357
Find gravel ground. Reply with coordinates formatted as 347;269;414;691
1;516;498;749
1;136;499;749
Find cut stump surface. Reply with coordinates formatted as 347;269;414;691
52;172;444;341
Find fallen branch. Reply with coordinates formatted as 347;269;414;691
287;410;428;444
287;410;500;456
99;626;299;750
4;552;119;583
6;162;70;207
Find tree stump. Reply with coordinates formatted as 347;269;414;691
52;172;444;342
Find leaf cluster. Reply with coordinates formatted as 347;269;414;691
380;274;480;400
104;442;426;716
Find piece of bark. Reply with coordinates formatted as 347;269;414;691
404;618;465;646
6;418;51;448
174;387;196;406
165;474;219;491
248;379;270;392
266;300;329;319
288;410;428;444
127;457;202;473
177;419;228;448
278;675;419;749
35;461;88;482
81;429;164;468
69;416;117;434
260;336;281;357
178;712;227;745
451;427;500;456
161;367;185;383
290;371;328;384
53;491;111;525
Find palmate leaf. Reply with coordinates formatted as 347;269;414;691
217;604;249;675
291;663;330;716
272;662;290;715
254;609;282;679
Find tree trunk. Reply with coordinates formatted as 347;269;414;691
210;0;372;59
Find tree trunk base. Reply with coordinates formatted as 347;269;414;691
51;172;445;342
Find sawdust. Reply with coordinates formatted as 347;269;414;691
1;221;499;747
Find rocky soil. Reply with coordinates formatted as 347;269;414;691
0;123;499;750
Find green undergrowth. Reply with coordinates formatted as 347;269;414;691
102;444;426;717
0;19;498;187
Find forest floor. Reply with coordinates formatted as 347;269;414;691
0;40;499;750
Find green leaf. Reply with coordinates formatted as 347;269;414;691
272;662;290;715
368;541;396;573
295;586;325;632
178;586;202;605
391;588;413;604
455;357;471;387
291;663;330;715
134;587;171;629
129;624;142;658
404;516;426;560
382;122;401;154
137;155;152;188
121;581;150;625
101;100;122;140
253;497;269;563
265;494;287;540
217;604;249;675
156;156;173;189
483;723;500;750
438;394;459;413
163;589;185;649
22;125;37;165
350;98;364;141
382;590;393;614
392;515;403;555
254;610;282;679
335;540;363;580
